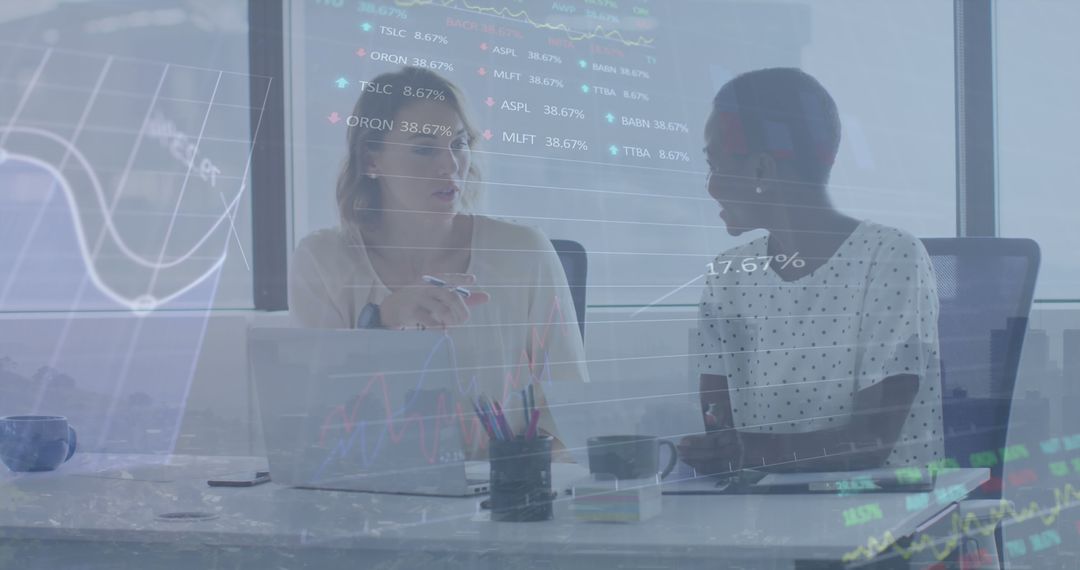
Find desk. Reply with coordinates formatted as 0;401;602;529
0;454;988;569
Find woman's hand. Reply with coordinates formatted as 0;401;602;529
677;430;742;476
380;273;490;330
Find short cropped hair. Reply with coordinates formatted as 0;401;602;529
711;68;841;186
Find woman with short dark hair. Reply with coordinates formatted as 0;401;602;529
680;68;944;473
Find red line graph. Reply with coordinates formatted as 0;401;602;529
318;374;484;463
315;295;574;468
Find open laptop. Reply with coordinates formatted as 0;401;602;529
249;327;489;496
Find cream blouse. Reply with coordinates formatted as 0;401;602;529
288;215;590;456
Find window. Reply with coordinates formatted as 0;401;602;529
996;0;1080;301
0;1;259;312
0;1;258;454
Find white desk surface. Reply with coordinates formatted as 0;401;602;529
0;454;988;568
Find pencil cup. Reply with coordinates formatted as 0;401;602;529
489;436;554;522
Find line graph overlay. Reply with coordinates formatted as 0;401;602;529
842;482;1080;564
394;0;657;46
0;45;271;312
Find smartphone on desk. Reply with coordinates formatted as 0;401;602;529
207;471;271;487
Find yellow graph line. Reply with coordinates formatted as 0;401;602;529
394;0;657;47
841;483;1080;563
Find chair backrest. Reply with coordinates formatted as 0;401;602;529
550;239;587;341
921;238;1039;495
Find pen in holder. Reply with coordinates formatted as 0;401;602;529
489;435;554;522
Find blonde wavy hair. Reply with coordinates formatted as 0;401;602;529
336;66;482;227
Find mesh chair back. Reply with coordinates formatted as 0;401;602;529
551;239;587;341
922;238;1039;496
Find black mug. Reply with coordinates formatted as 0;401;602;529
587;435;678;480
489;436;555;522
0;415;78;472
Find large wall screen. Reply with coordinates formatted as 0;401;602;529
288;0;956;308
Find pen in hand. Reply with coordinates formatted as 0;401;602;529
421;275;471;298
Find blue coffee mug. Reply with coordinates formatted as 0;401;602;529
0;415;78;472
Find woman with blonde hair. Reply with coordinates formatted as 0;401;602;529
289;67;587;455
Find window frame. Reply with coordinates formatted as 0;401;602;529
249;0;289;311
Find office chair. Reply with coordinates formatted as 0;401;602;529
550;239;588;341
922;238;1040;492
922;237;1040;569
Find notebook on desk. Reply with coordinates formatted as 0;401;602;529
663;467;936;495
